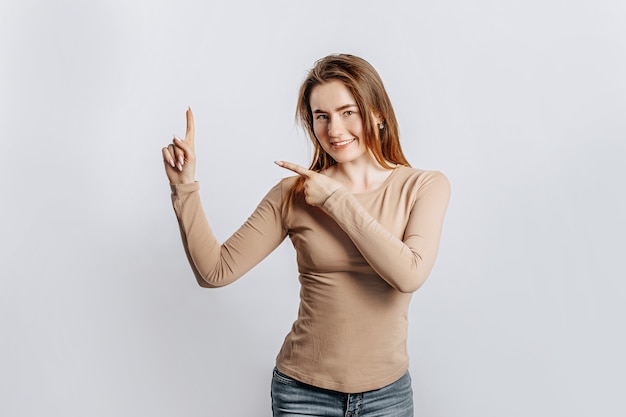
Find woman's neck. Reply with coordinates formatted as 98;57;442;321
326;157;396;193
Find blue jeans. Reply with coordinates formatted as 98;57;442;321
271;368;414;417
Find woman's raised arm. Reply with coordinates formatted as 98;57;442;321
162;107;196;185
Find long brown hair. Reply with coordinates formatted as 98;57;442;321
287;54;410;208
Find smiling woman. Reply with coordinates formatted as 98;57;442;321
161;54;451;417
310;80;369;166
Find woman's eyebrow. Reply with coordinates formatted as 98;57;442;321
312;103;358;113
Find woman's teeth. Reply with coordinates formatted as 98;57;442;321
333;139;355;146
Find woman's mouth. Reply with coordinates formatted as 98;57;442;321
331;138;356;148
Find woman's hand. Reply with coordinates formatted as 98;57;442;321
275;161;343;207
162;108;196;185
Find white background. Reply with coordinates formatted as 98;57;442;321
1;0;625;416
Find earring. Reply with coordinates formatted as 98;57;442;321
379;121;385;130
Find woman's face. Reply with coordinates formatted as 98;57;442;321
310;80;370;165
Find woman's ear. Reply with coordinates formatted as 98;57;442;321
371;111;384;127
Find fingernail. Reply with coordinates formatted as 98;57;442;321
177;162;183;171
274;160;283;166
170;159;175;168
179;156;184;166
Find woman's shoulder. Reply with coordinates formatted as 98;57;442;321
275;175;299;194
260;175;301;205
390;166;451;200
393;165;449;185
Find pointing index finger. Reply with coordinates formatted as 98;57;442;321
185;107;194;145
274;160;313;177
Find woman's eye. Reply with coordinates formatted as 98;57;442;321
316;114;328;120
344;110;354;116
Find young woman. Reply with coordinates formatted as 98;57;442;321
161;54;450;417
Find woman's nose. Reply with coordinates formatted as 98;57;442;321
327;117;344;137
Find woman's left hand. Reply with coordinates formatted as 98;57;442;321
275;161;342;207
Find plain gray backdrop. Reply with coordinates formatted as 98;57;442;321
1;0;625;416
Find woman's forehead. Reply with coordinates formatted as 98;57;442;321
309;80;357;111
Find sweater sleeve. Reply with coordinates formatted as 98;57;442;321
170;181;288;287
321;171;451;293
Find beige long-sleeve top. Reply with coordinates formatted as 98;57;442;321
170;166;450;393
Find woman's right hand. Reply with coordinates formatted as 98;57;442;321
162;107;196;185
275;160;343;207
